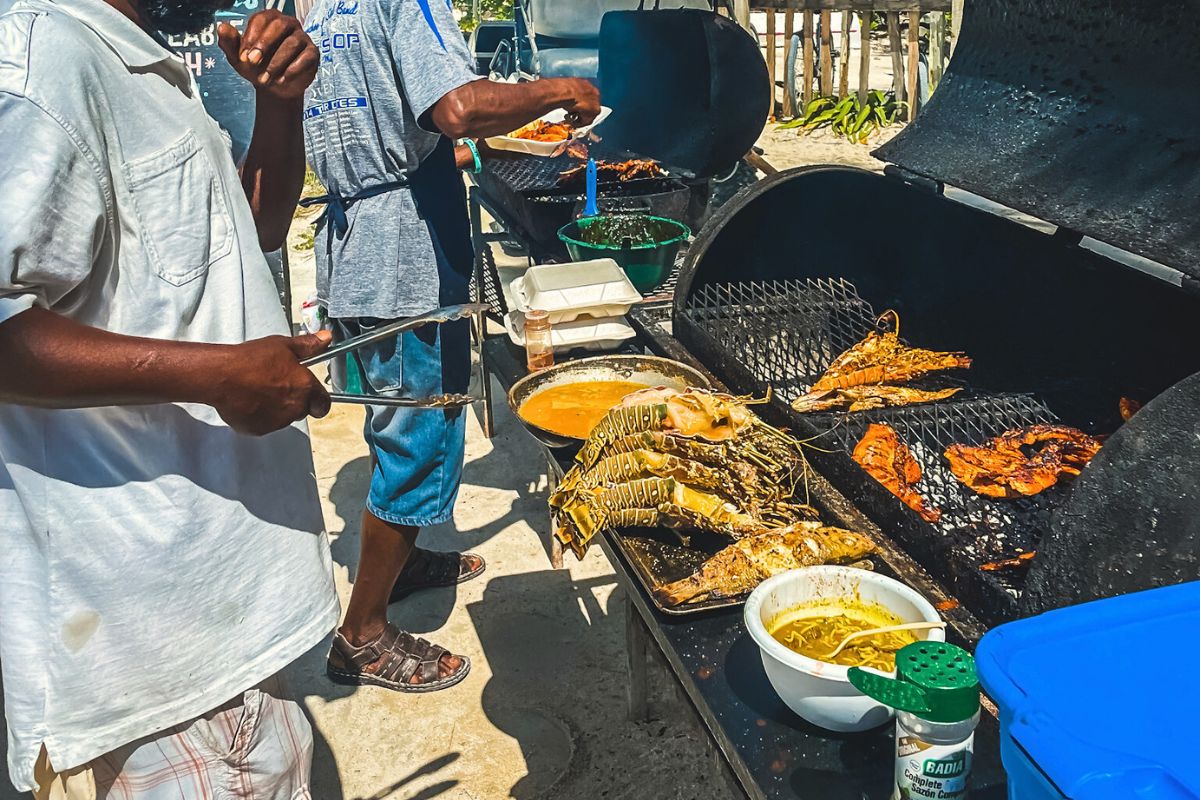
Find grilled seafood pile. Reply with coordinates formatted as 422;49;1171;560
853;423;941;522
654;523;875;606
792;312;971;413
558;159;665;185
551;388;819;560
945;424;1102;499
511;119;575;142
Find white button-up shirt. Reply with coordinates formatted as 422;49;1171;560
0;0;338;789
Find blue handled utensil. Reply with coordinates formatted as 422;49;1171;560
583;158;598;218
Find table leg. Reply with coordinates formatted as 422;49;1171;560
470;191;495;439
545;451;564;569
624;591;650;723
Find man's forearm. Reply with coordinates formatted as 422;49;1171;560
432;78;589;140
241;94;306;252
0;308;229;408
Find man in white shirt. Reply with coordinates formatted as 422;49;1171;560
0;0;340;796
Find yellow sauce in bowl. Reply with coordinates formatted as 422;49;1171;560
769;601;918;670
518;380;648;439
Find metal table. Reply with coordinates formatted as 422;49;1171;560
480;335;1008;800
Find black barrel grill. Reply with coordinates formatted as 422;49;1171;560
653;0;1200;629
472;4;769;258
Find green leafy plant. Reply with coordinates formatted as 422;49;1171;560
453;0;512;31
778;90;905;144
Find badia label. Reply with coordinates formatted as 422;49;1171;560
893;736;973;800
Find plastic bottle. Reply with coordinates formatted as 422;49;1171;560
524;309;554;372
849;642;980;800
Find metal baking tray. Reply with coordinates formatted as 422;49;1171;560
606;525;880;617
606;526;746;616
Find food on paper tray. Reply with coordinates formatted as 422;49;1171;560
517;381;649;440
551;388;819;558
768;601;917;670
511;119;575;142
944;424;1102;499
654;523;876;607
792;311;971;413
852;423;941;523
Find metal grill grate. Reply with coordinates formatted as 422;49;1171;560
804;395;1061;563
684;279;880;402
677;277;1070;619
483;153;580;194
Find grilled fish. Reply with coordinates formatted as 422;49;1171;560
945;424;1102;499
653;523;875;606
792;385;962;413
853;423;941;522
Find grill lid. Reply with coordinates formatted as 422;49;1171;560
596;6;769;178
874;0;1200;279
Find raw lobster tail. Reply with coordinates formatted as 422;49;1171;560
552;388;818;558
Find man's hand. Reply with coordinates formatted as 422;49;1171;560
209;331;333;437
217;11;318;100
559;78;602;127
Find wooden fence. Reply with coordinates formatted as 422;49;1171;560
752;0;962;122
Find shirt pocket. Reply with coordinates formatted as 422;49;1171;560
123;131;235;286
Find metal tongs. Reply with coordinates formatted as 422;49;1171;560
301;303;489;408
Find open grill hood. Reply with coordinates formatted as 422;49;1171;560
665;0;1200;624
596;6;770;178
875;0;1200;280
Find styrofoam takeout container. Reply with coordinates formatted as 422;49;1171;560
484;106;613;157
504;310;635;353
511;259;642;325
744;566;945;733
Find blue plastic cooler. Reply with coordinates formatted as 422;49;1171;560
977;582;1200;800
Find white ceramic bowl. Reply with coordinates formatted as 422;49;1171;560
744;566;945;733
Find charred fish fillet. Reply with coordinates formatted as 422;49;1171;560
945;424;1102;499
853;423;941;522
653;524;876;606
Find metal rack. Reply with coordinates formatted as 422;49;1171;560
675;276;1074;623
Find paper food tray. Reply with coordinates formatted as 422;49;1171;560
484;106;613;157
504;311;636;353
511;259;641;325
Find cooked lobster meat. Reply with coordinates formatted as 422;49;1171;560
791;312;971;413
558;159;666;185
792;385;961;414
511;119;575;142
945;424;1102;499
852;423;941;522
980;551;1036;572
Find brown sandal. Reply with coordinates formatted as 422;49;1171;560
327;624;471;693
389;548;486;603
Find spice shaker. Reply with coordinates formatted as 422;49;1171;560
524;309;554;372
849;642;980;800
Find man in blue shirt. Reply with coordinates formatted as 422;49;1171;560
303;0;599;693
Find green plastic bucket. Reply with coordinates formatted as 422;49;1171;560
557;214;691;293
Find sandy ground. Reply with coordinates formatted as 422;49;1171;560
0;85;906;800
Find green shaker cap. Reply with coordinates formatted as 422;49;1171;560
848;642;980;723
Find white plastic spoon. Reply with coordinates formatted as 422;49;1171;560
824;620;948;660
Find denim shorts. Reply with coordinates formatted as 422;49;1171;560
332;316;471;527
